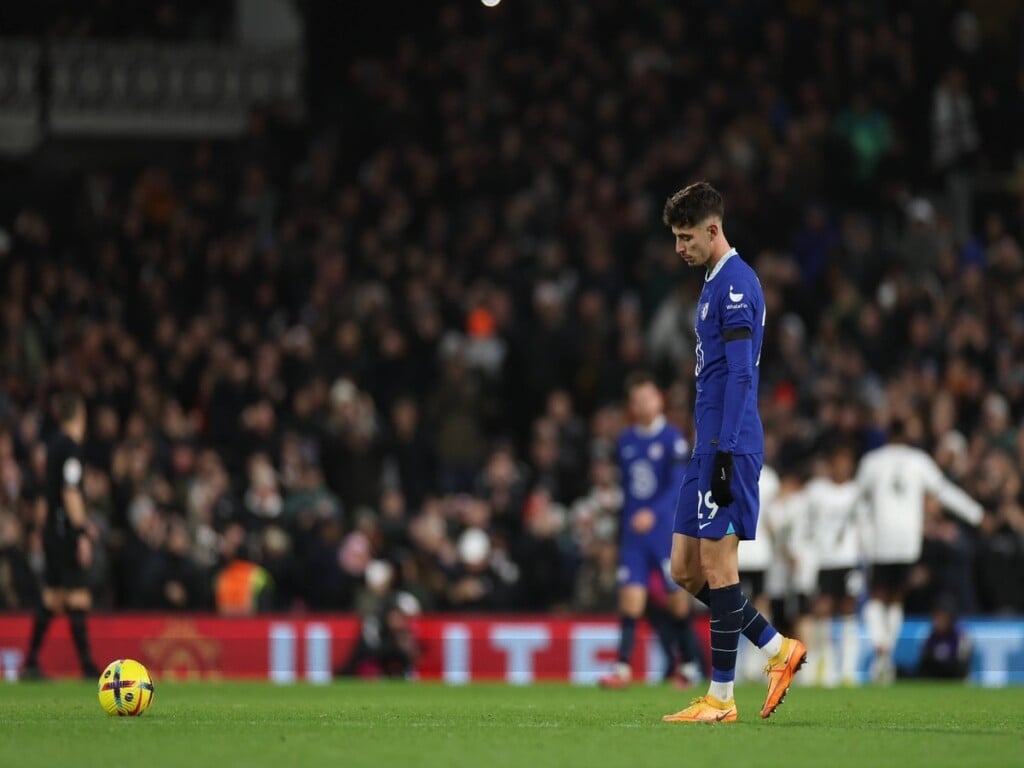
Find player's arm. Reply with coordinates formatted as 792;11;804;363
921;455;984;526
63;485;89;532
852;456;875;558
709;321;754;506
649;436;689;510
61;452;90;535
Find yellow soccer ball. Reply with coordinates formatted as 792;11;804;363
97;659;155;717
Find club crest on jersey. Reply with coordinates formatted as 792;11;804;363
700;302;709;321
648;442;663;460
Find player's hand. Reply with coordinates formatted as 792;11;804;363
711;451;734;507
630;509;656;534
77;535;93;570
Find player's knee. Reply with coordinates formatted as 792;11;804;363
670;564;701;594
698;551;735;589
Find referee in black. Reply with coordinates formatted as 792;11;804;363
23;391;99;679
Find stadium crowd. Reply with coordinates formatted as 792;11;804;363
0;0;1023;621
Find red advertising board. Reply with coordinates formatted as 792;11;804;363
0;614;710;683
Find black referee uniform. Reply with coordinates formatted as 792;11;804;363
42;432;88;590
23;428;99;678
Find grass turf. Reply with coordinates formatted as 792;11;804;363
1;681;1021;768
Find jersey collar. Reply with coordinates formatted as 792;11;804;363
705;247;738;282
634;415;666;438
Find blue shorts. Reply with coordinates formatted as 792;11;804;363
617;530;679;592
673;453;763;540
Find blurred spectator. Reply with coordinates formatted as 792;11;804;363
338;560;421;678
916;598;973;680
213;523;273;615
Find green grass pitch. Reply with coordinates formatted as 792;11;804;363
2;681;1022;768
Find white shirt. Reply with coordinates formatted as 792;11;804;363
737;464;780;572
855;443;983;564
802;477;861;569
762;486;818;597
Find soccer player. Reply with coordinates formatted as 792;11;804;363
803;444;862;686
598;372;700;689
661;182;806;723
855;419;982;684
22;392;100;679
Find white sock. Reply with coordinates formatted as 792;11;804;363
885;603;904;652
863;599;887;651
614;662;631;680
761;631;784;659
814;618;834;686
708;680;734;702
841;615;860;684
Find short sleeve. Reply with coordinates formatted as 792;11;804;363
63;456;82;487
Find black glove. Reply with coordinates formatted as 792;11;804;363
711;451;734;507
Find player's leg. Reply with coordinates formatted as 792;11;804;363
838;584;861;686
663;532;741;722
673;456;785;658
669;458;707;598
665;580;701;684
720;454;805;717
23;587;61;679
600;543;647;689
882;570;908;685
64;531;99;677
66;586;99;678
812;588;836;687
737;570;769;682
864;565;895;683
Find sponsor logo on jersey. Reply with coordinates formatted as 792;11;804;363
648;442;663;460
728;286;744;302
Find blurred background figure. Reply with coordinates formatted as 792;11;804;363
338;559;421;679
915;597;973;681
598;373;698;690
804;444;862;687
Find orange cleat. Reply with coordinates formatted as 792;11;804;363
662;695;737;723
760;637;807;719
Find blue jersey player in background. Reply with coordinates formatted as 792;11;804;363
660;182;807;724
598;373;701;690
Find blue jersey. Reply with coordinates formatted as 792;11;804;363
693;249;765;456
617;418;689;537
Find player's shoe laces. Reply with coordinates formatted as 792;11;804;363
760;637;807;719
662;695;737;723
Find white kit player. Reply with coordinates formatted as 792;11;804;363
803;444;862;686
855;419;983;683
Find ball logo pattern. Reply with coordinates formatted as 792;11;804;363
97;659;155;717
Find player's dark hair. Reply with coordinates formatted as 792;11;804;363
662;181;725;229
889;418;907;440
624;370;658;395
53;390;85;425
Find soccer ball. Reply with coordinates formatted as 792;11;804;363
97;659;155;717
